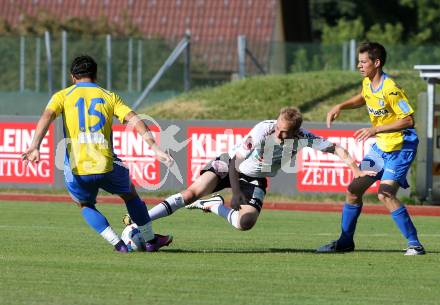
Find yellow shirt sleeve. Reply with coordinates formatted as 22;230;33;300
113;93;133;123
45;91;64;116
384;86;414;119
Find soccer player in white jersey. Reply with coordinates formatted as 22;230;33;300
125;107;375;231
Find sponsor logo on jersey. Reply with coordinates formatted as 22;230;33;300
367;107;389;116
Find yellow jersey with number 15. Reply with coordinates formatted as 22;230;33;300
46;82;132;175
361;73;418;152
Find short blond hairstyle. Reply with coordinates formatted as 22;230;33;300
279;107;303;131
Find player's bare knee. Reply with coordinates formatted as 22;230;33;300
181;189;197;205
378;184;396;203
377;191;392;203
238;214;257;231
345;189;360;203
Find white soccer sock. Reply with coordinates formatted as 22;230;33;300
149;193;185;220
210;204;240;229
100;226;122;246
137;221;155;242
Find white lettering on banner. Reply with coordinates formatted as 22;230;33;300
298;130;378;193
112;126;160;186
0;128;50;154
191;133;245;159
0;123;53;183
0;159;50;178
300;167;354;187
188;127;251;184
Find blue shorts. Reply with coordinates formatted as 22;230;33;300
359;144;416;189
64;160;131;204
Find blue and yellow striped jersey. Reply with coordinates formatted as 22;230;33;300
46;82;132;175
362;73;417;152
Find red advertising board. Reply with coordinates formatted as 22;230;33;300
297;129;378;193
0;122;54;183
187;126;251;185
112;125;160;187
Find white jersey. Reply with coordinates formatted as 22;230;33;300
229;120;335;178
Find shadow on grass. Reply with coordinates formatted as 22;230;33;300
298;82;359;112
161;248;439;254
162;248;316;254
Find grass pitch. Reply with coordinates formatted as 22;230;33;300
1;201;439;305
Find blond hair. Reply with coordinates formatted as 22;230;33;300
279;107;303;131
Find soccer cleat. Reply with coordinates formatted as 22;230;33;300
404;245;426;256
185;194;224;212
315;240;355;253
145;234;173;252
114;240;130;253
122;213;133;226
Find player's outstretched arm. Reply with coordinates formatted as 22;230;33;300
123;111;174;166
327;93;366;128
333;145;376;178
22;109;57;165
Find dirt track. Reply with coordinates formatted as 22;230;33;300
1;193;440;217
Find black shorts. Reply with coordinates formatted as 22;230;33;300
200;153;267;212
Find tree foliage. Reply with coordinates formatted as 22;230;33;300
311;0;440;43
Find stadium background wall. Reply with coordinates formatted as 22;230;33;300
0;116;402;196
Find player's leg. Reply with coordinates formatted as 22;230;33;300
147;171;220;220
102;161;172;251
338;175;377;247
378;149;424;255
119;184;173;252
64;170;127;252
187;180;266;231
316;175;376;253
79;202;127;252
317;146;382;253
148;155;229;220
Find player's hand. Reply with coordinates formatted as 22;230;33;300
155;150;174;167
354;127;376;142
326;105;341;128
231;191;247;210
21;147;40;166
354;170;377;179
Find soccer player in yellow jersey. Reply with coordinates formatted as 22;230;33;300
22;55;173;253
317;42;425;255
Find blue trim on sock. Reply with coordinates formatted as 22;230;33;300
125;196;151;226
339;203;362;245
81;206;110;233
391;206;421;247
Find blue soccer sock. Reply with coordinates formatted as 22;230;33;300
125;196;155;242
81;206;110;233
81;206;121;246
391;206;421;247
338;203;362;245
